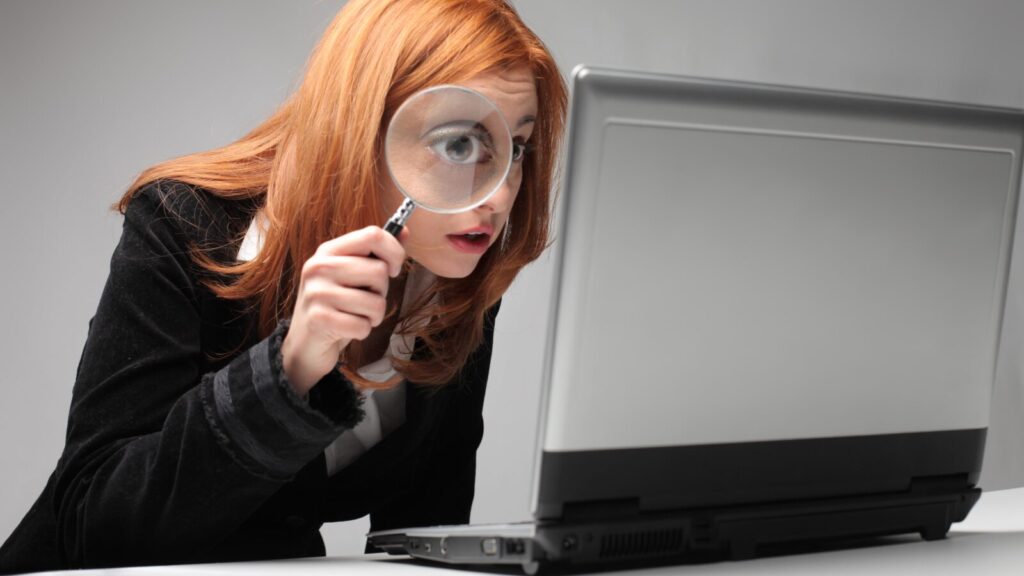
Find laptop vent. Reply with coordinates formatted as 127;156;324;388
599;528;684;559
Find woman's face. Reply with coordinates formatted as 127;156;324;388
385;67;539;279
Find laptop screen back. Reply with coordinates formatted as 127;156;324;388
532;66;1023;518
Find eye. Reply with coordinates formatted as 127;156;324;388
511;141;532;163
424;124;494;166
429;134;482;164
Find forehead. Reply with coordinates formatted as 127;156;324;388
459;67;538;121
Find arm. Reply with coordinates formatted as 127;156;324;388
53;186;362;567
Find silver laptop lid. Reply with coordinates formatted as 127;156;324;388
532;66;1022;518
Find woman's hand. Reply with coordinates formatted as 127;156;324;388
282;226;407;397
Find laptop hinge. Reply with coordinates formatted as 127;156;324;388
561;498;641;523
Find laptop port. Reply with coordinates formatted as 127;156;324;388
480;538;499;556
505;538;526;555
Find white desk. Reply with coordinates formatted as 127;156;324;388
37;488;1024;575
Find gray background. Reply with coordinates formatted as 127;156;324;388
1;0;1022;558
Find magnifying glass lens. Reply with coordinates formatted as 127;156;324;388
385;86;513;215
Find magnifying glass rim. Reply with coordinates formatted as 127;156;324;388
384;84;514;215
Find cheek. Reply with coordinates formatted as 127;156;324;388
404;209;444;246
507;166;525;204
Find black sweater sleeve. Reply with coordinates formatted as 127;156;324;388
51;187;362;567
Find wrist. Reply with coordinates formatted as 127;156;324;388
281;331;319;398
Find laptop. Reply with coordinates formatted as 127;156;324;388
367;65;1024;573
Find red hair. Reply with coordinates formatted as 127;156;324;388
118;0;567;387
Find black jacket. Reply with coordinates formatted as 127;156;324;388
0;182;498;573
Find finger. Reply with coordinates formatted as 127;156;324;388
305;304;374;342
302;255;390;296
317;226;407;277
303;284;388;327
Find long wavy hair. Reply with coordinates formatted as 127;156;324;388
117;0;567;388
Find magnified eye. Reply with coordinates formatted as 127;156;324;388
424;123;494;165
433;134;481;164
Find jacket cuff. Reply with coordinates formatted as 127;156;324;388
270;319;366;428
203;319;364;479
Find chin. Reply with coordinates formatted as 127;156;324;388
418;256;479;279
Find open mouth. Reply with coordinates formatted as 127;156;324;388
462;232;488;243
447;232;492;253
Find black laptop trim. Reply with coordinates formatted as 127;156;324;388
536;427;985;519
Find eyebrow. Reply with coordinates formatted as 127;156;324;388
516;115;537;129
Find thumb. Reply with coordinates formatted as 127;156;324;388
397;225;411;244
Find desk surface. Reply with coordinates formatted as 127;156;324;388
36;488;1024;575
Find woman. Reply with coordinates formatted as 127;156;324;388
0;0;566;571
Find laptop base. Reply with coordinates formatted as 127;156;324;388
369;484;981;574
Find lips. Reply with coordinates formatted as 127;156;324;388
447;225;494;254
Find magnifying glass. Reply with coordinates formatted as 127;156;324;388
383;85;513;236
